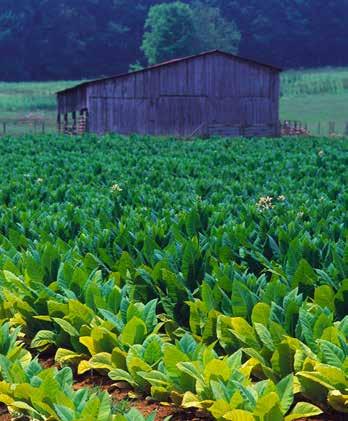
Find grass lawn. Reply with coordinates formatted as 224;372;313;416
0;81;77;134
280;92;348;135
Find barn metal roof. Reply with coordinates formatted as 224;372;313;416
57;49;282;95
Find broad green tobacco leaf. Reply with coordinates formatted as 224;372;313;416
284;402;323;420
120;317;147;346
0;135;347;420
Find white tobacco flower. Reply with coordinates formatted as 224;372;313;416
111;183;123;193
257;196;273;210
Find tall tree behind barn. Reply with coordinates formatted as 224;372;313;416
56;50;281;137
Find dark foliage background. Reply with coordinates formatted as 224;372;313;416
0;0;347;81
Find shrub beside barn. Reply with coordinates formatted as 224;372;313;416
57;50;281;137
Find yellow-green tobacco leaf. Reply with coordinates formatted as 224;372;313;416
120;317;147;346
151;386;170;402
181;391;213;409
251;303;271;327
31;330;57;350
80;324;92;336
320;326;341;346
177;361;205;384
254;323;275;352
292;259;317;288
11;383;36;400
254;391;283;420
162;343;189;377
203;358;231;383
229;390;245;410
314;285;335;312
0;393;14;405
68;299;95;326
223;409;255;421
271;343;295;377
343;357;348;375
52;317;79;336
111;347;127;370
127;356;152;390
202;310;220;344
276;374;294;414
170;390;184;406
217;315;240;351
138;370;170;388
318;339;345;368
229;317;260;349
78;352;113;375
296;371;335;402
142;334;163;366
209;399;233;420
239;359;257;380
47;300;69;318
8;400;42;417
79;336;97;355
108;368;136;387
293;376;301;394
55;348;86;365
91;326;120;353
293;349;307;372
78;360;92;375
33;315;52;322
327;390;348;413
78;395;103;420
284;402;323;420
315;364;347;389
95;391;114;421
114;416;127;421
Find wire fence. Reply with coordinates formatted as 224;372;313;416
280;120;348;137
1;118;348;137
0;119;56;136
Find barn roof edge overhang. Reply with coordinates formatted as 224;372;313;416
56;49;282;95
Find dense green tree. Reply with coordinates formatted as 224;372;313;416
0;0;348;80
191;1;240;54
141;1;240;65
141;2;197;64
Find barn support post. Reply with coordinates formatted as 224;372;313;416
84;109;89;133
72;111;77;135
57;114;61;133
77;109;88;135
64;113;68;134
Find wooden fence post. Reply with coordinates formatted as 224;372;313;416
2;122;6;135
317;122;321;135
345;122;348;136
329;121;335;136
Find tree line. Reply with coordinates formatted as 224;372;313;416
0;0;347;81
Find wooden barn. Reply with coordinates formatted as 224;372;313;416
56;50;281;137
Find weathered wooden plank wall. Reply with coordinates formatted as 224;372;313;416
58;51;280;137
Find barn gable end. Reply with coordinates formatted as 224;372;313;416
57;50;281;137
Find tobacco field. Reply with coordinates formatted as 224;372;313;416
0;134;347;420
